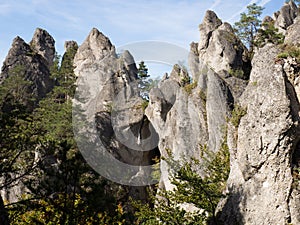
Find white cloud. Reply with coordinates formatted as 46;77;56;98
0;0;286;66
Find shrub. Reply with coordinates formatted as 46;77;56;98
184;81;198;95
278;44;300;62
228;68;245;79
230;104;247;128
133;138;230;225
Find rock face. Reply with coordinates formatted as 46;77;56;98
146;11;246;191
73;28;159;199
285;16;300;44
274;1;299;34
0;31;54;102
64;40;78;52
218;10;300;224
198;10;250;80
218;43;300;224
30;28;56;67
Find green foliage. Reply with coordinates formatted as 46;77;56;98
1;47;135;225
255;20;284;47
134;140;230;225
141;100;149;111
184;81;198;95
8;194;128;225
277;44;300;62
234;3;264;52
198;89;206;104
138;61;150;78
137;61;160;100
228;68;245;79
230;104;247;128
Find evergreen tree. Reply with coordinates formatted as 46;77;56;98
2;46;130;224
138;61;150;79
234;3;264;53
134;140;230;225
137;61;151;100
255;19;284;47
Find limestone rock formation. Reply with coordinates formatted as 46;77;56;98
73;28;158;199
0;34;54;102
30;28;56;67
274;0;299;34
285;16;300;44
64;40;78;52
198;10;250;80
146;11;247;191
218;20;300;224
218;43;300;225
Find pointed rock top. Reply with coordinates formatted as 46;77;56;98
199;10;222;50
74;28;116;66
12;36;28;48
6;36;31;59
86;28;113;51
274;0;298;32
64;40;78;52
30;28;55;66
202;10;222;29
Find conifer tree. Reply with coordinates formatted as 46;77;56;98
234;3;264;53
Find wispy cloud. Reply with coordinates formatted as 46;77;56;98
0;0;286;66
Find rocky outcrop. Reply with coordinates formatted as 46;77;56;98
218;44;300;225
274;1;299;34
64;40;78;52
285;16;300;44
73;28;158;199
197;10;250;80
146;66;208;190
146;11;248;191
0;33;54;102
30;28;56;67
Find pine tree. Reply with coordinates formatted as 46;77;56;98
234;3;264;54
134;140;230;225
255;19;284;47
138;61;150;79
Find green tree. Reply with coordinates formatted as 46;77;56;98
137;61;155;101
134;140;230;225
255;19;284;47
2;46;131;224
138;61;150;79
234;3;264;53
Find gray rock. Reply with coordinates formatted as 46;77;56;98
285;16;300;44
73;28;158;199
218;43;300;225
30;28;56;67
274;1;299;34
198;10;222;50
198;11;250;79
74;28;116;75
0;35;54;102
64;40;78;52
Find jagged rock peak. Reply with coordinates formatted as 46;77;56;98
169;64;189;86
30;28;55;66
64;40;78;52
74;28;116;68
10;36;32;56
86;28;113;51
274;0;298;33
198;10;222;50
196;10;250;80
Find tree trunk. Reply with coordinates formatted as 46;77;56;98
0;195;9;225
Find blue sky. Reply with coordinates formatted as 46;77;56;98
0;0;286;76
